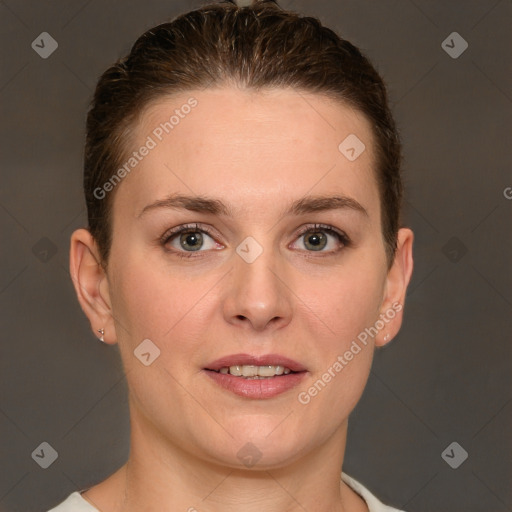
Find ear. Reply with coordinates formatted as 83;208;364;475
375;227;414;347
69;228;117;344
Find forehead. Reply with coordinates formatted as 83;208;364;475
115;87;380;220
140;87;375;161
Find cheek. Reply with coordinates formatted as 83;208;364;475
109;251;218;361
108;253;182;344
316;263;385;343
298;260;385;409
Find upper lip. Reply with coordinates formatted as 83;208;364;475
205;353;307;372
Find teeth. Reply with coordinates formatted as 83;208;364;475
259;365;283;377
219;365;293;378
242;365;258;377
229;365;243;376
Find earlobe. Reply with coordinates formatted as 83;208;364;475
69;228;116;344
376;227;414;347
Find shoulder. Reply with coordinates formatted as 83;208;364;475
342;472;407;512
46;491;99;512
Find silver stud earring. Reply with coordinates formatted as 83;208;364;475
383;333;390;341
97;328;105;342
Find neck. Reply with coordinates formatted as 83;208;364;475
83;398;368;512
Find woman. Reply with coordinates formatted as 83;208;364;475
49;0;414;510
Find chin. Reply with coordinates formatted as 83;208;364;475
200;419;310;470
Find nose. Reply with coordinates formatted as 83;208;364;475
222;242;293;332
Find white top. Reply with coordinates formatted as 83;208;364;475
47;472;406;511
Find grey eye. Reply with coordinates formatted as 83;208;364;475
303;231;328;251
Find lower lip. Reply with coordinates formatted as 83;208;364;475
204;370;307;399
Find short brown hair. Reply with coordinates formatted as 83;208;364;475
84;0;403;268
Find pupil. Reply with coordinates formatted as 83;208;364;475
306;232;326;251
180;232;203;251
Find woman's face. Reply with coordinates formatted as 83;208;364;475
83;87;411;468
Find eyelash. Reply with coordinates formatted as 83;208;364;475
159;223;351;259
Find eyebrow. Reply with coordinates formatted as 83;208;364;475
137;193;369;219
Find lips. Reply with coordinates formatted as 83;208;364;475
205;353;307;373
203;353;308;399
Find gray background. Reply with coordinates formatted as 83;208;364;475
1;0;511;511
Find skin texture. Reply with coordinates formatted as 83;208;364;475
70;87;414;512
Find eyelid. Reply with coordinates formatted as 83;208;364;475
294;223;349;241
159;223;219;245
